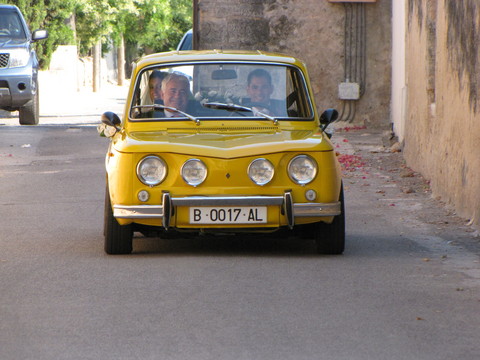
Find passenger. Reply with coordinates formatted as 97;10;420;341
245;68;284;116
148;70;167;104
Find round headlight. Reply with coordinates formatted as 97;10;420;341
182;159;207;186
248;158;274;185
288;155;317;185
137;156;167;186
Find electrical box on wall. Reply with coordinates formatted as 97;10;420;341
338;82;360;100
328;0;376;3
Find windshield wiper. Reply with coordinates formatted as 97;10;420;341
203;102;278;125
133;105;199;125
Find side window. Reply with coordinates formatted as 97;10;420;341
130;70;151;118
285;69;298;116
288;68;312;118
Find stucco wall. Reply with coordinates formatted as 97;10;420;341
405;0;480;227
195;0;391;128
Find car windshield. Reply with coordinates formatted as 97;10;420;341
129;62;313;122
0;9;26;41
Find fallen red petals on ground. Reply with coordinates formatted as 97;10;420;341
337;126;368;132
337;154;366;172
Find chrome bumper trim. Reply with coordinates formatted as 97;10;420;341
293;202;341;217
113;194;341;223
113;196;283;219
114;205;164;219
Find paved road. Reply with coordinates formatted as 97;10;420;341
1;125;479;360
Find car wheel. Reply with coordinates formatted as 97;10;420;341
19;88;39;125
315;185;345;255
104;185;133;254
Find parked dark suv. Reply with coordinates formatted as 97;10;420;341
0;5;47;125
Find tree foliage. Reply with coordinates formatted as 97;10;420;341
7;0;192;68
74;0;116;55
125;0;192;54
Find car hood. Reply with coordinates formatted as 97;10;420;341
0;39;28;49
112;128;333;158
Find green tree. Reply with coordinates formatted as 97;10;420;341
124;0;192;55
74;0;115;56
74;0;191;56
116;0;191;78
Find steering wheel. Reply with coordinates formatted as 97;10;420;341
247;102;269;109
245;102;273;115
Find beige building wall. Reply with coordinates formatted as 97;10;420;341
195;0;392;128
404;0;480;227
391;0;406;141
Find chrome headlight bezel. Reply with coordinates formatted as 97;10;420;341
248;158;275;186
182;158;207;186
288;155;317;185
136;155;167;186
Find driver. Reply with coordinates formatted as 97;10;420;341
245;69;283;116
160;72;191;117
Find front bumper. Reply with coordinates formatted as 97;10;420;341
0;71;36;109
113;191;341;229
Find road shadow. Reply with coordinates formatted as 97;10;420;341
131;232;320;257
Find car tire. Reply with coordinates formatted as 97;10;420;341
315;185;345;255
104;185;133;254
19;88;39;125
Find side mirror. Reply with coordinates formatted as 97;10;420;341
102;111;121;127
32;29;48;41
319;108;338;138
320;108;338;133
98;112;121;138
320;108;338;127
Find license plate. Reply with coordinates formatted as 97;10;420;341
189;206;267;224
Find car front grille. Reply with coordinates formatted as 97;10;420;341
0;53;10;68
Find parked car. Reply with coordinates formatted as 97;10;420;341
98;50;344;255
0;5;47;125
176;29;192;51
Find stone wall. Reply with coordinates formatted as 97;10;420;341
196;0;392;128
405;0;480;227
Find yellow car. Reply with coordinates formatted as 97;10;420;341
99;50;344;255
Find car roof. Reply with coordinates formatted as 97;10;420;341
136;50;304;69
0;5;19;10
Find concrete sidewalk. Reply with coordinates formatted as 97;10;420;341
0;71;129;126
333;125;480;240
